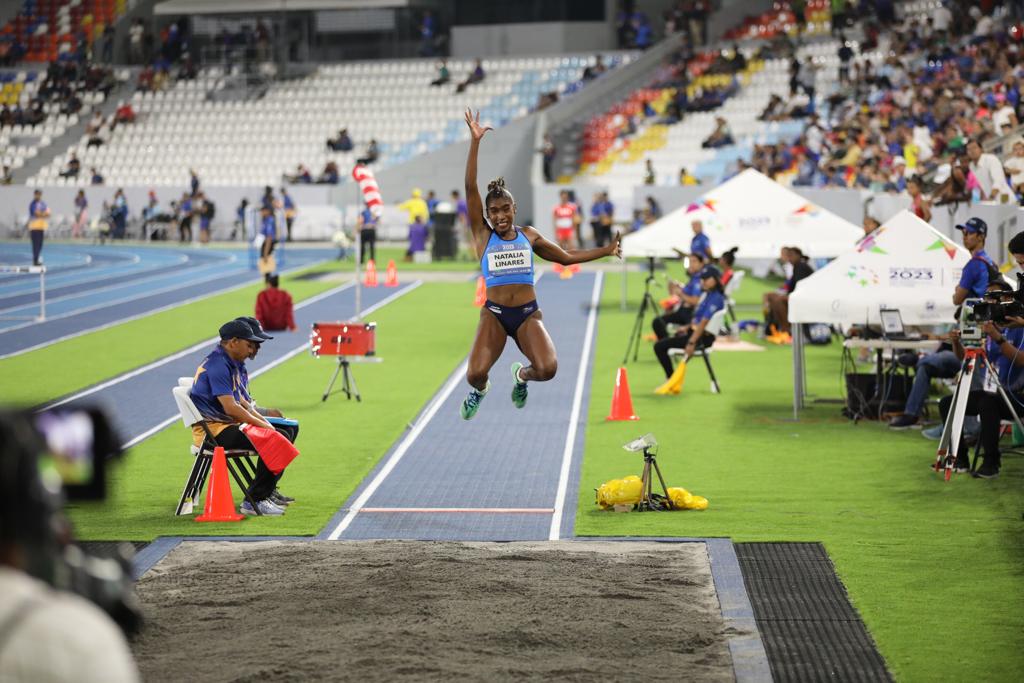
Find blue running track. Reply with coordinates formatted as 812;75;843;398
321;272;602;542
0;243;333;358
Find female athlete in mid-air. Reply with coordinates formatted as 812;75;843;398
460;109;622;419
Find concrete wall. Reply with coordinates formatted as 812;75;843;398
451;22;613;58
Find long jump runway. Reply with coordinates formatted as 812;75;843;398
322;272;602;542
0;243;332;358
47;280;419;448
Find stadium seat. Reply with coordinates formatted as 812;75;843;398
171;384;261;516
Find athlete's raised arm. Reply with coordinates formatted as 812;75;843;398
524;227;621;265
464;109;493;258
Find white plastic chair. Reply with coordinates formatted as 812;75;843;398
171;385;260;515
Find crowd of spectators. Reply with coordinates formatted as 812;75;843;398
734;2;1024;207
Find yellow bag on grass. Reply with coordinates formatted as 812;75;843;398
667;487;708;510
596;475;643;509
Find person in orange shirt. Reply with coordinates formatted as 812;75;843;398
255;275;296;332
552;190;581;251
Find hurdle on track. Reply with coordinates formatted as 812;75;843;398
0;264;47;321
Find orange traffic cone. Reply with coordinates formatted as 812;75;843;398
196;447;244;522
474;275;486;307
553;263;564;274
569;263;580;274
364;259;378;287
606;367;640;421
384;259;399;287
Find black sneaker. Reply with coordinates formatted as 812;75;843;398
953;458;971;474
972;463;1000;479
270;490;294;506
888;414;920;430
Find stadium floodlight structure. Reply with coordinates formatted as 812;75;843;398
0;264;46;322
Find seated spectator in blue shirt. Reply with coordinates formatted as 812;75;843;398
189;320;300;516
653;265;727;388
651;252;708;341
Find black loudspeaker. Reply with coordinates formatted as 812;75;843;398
431;211;457;260
844;372;912;419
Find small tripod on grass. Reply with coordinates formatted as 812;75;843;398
623;257;659;364
624;433;674;511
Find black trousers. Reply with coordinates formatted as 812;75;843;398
212;423;297;501
938;390;1019;468
179;218;191;243
360;228;377;263
286;216;294;241
30;230;44;265
654;331;714;377
652;307;693;340
591;221;611;248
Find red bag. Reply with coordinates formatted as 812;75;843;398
240;424;299;475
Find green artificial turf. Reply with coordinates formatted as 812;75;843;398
576;271;1024;682
0;260;351;406
65;281;479;539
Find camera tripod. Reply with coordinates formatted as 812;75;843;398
637;443;674;511
322;357;361;402
933;346;1024;480
623;258;658;365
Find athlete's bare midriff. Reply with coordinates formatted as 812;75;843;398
485;282;536;307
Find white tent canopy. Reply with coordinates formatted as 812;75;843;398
789;210;970;326
621;169;863;260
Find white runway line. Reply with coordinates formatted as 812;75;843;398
115;281;421;450
0;257;330;360
548;270;603;541
360;507;555;514
327;355;470;540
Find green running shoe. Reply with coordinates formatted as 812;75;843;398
460;381;489;420
511;362;528;409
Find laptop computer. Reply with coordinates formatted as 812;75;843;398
879;308;921;341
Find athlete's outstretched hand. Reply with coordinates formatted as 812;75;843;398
607;231;623;259
465;109;493;142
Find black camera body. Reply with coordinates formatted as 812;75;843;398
973;273;1024;325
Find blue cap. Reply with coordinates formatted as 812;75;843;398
955;217;988;235
698;265;722;281
236;316;273;341
219;320;263;343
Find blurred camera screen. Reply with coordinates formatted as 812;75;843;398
35;411;95;487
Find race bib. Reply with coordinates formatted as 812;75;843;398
487;248;531;275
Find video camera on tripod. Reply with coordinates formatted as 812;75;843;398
970;272;1024;325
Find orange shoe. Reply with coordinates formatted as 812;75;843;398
642;333;658;342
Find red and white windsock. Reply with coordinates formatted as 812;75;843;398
352;164;383;218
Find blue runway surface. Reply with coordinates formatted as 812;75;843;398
323;272;601;542
0;243;333;358
49;281;418;447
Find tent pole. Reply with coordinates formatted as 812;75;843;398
793;324;804;419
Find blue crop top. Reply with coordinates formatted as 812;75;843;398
481;227;535;288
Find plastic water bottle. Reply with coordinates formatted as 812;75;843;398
971;187;981;204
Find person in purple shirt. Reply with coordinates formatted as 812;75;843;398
407;214;429;261
451;189;469;250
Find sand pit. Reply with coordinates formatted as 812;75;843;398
132;540;740;681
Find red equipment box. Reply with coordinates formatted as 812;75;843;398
310;322;376;357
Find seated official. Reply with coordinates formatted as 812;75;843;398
888;339;962;431
650;253;708;341
189;320;299;516
763;246;813;343
653;265;726;394
254;275;296;332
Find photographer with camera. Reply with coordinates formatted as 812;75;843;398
0;411;139;681
889;217;998;430
923;282;1024;475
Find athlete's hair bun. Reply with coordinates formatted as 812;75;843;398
486;176;514;204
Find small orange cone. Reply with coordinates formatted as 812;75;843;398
553;263;564;274
606;367;640;421
364;259;378;287
569;263;580;274
473;276;486;307
559;267;573;280
196;447;245;522
384;259;399;287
